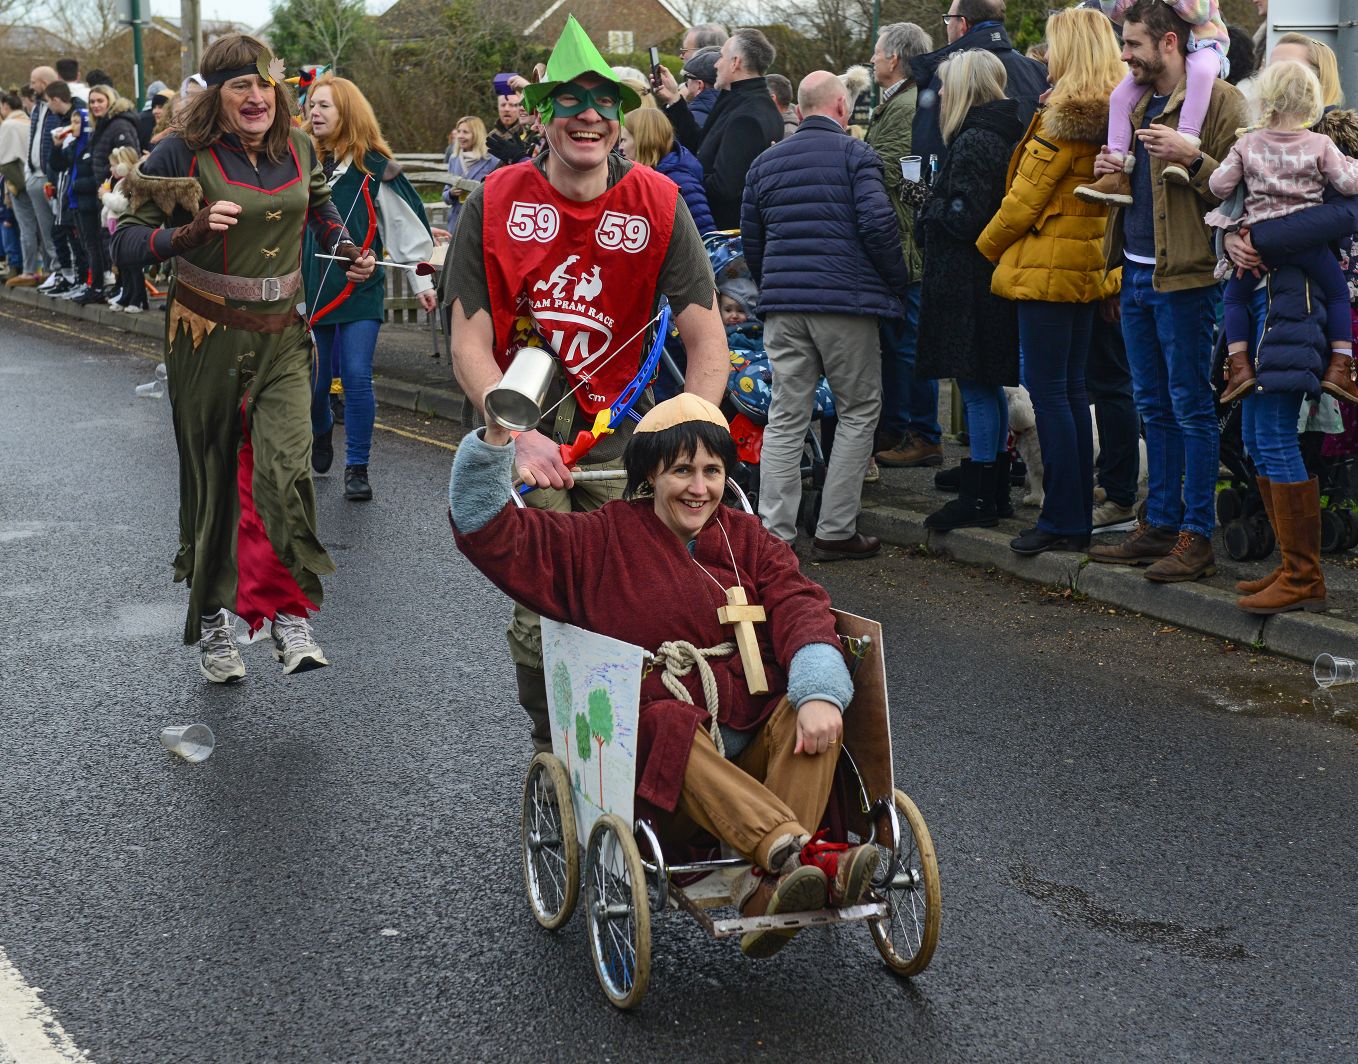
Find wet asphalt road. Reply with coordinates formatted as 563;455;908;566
2;309;1357;1063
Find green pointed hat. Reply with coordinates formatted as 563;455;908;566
522;15;641;119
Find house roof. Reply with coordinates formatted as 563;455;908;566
377;0;689;43
524;0;690;36
0;24;77;53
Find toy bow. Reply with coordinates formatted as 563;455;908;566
306;171;373;331
517;304;671;495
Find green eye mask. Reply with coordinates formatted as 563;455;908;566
548;81;622;120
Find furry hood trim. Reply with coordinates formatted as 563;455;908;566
841;65;872;101
1041;96;1110;145
123;165;204;216
1316;107;1358;158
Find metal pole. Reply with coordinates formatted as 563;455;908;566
130;0;145;108
180;0;201;82
1339;0;1358;109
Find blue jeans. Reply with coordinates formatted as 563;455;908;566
878;283;939;444
955;378;1008;461
309;318;380;467
1240;284;1308;483
1020;301;1095;536
1120;262;1219;537
0;202;20;267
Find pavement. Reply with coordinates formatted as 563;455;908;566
4;315;1357;1062
6;280;1358;667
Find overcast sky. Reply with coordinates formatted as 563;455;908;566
147;0;399;33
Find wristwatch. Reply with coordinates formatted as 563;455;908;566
1186;154;1205;180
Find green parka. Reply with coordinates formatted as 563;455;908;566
865;81;922;279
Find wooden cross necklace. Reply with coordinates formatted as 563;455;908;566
691;519;769;695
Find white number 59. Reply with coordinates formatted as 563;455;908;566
507;201;560;242
595;211;650;252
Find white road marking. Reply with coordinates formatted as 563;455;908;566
0;948;93;1064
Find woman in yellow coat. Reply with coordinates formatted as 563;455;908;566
977;6;1125;556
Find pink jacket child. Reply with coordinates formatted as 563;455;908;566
1075;0;1229;205
1205;59;1358;400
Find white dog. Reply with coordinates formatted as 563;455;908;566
1005;386;1148;508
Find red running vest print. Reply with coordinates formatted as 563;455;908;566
482;162;678;416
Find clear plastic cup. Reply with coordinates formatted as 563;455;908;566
1313;653;1357;688
135;362;168;398
900;155;922;182
160;723;215;762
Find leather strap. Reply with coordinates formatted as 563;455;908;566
173;281;302;335
176;258;301;303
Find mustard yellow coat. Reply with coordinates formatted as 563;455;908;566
976;97;1120;303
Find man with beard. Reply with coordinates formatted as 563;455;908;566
486;89;540;164
444;15;728;754
1086;0;1245;581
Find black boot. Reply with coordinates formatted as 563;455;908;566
993;453;1014;519
344;464;372;501
312;428;334;475
933;460;970;493
925;462;998;531
515;663;555;755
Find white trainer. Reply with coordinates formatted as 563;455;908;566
1091;498;1139;534
271;613;330;675
199;609;246;683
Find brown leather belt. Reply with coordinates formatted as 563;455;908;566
173;280;302;335
176;258;301;303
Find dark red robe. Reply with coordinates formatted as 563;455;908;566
453;499;840;814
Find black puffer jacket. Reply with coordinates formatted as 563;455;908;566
915;98;1024;387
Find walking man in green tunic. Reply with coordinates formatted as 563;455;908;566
112;34;375;683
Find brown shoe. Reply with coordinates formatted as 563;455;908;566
1236;478;1281;594
811;532;881;561
1219;348;1257;404
737;864;829;958
876;432;943;467
1321;350;1358;404
1075;167;1133;206
5;272;39;287
1086;522;1178;566
1144;530;1216;582
1238;478;1326;614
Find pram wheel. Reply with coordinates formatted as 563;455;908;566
798;488;823;538
1341;509;1358;551
521;754;580;930
1224;515;1274;562
584;814;651;1009
868;790;942;977
1321;507;1347;554
1216;487;1243;526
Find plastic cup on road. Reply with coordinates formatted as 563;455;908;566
900;155;922;182
135;362;167;398
1313;653;1357;688
160;723;215;763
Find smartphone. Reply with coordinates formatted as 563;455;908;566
648;47;662;89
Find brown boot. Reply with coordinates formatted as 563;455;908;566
1086;522;1178;565
736;864;829;958
1321;349;1358;404
1237;478;1327;614
1145;530;1217;582
1219;348;1257;404
876;431;943;467
1075;162;1133;206
1236;478;1281;593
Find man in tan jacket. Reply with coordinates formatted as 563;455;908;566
1086;0;1245;581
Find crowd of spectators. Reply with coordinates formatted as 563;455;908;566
5;0;1353;616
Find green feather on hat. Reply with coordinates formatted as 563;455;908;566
522;15;641;120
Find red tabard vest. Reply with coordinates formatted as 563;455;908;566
482;162;677;416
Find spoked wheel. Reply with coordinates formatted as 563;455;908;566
584;814;652;1009
520;753;580;930
868;789;942;977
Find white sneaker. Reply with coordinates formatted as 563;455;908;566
271;612;330;675
199;609;246;683
1091;498;1138;534
122;303;144;314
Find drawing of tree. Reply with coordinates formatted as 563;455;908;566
575;712;593;801
587;687;615;807
552;660;574;773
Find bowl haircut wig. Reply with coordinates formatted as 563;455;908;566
622;420;739;499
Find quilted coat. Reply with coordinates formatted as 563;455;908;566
976;96;1120;303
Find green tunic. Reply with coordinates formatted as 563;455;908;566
123;127;337;644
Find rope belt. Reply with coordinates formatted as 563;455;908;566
651;640;735;756
176;258;302;303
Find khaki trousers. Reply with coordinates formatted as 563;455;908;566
660;697;837;872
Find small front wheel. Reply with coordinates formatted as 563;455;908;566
868;789;941;977
584;814;652;1009
521;753;580;930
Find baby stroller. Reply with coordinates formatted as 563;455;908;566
660;232;833;535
